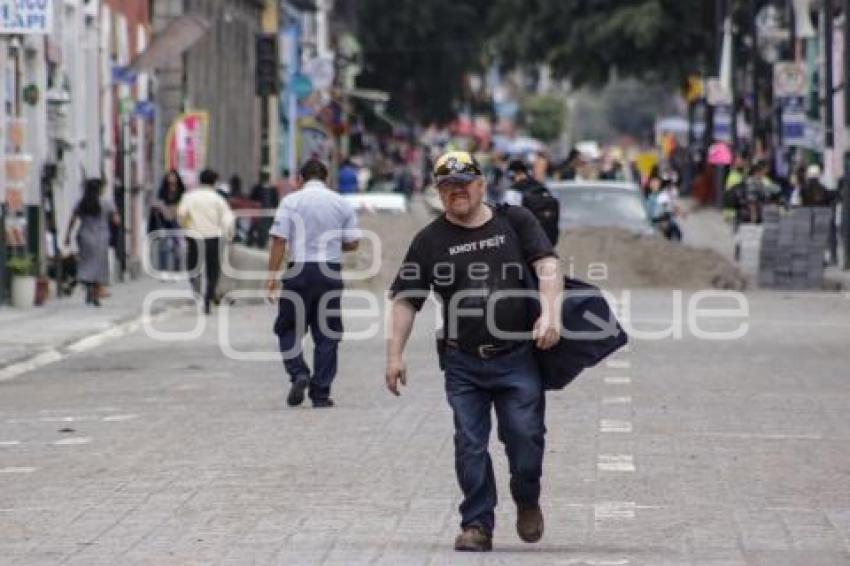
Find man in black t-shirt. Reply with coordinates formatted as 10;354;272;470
386;151;561;552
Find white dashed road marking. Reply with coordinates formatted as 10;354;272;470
0;467;37;474
0;440;21;446
102;414;138;422
600;419;633;433
606;359;631;369
602;396;632;405
53;437;92;446
594;501;637;520
598;454;635;472
604;377;632;385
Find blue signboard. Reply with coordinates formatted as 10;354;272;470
781;97;806;147
0;0;53;35
713;104;732;143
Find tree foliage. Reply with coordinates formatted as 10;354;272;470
520;94;567;142
353;0;491;125
351;0;718;125
488;0;716;88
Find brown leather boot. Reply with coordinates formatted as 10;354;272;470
516;504;544;543
453;525;492;552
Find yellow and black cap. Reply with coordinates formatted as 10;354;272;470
433;151;482;186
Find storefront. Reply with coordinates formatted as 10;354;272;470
1;1;52;306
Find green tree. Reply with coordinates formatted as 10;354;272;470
353;0;492;125
487;0;716;88
520;94;567;142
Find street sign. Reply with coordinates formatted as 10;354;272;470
111;65;138;86
781;97;806;147
713;104;733;143
0;0;52;35
303;57;335;91
774;62;807;98
706;78;732;106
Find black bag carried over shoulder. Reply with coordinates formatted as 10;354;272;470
498;204;628;390
534;277;628;390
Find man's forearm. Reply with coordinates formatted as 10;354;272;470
534;256;561;322
387;299;416;361
267;237;287;275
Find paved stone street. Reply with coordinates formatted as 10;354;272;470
0;289;849;565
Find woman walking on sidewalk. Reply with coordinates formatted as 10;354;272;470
65;179;120;307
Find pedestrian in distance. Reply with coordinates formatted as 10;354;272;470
249;172;279;248
177;169;235;315
65;178;121;307
800;164;832;207
386;150;562;552
265;158;361;409
506;159;561;246
148;169;186;273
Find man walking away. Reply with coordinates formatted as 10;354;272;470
177;169;235;315
265;159;361;409
507;159;561;246
801;165;832;207
386;150;561;551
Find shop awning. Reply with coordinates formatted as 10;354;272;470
128;14;211;72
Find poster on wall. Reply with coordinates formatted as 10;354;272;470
164;111;209;189
0;0;53;35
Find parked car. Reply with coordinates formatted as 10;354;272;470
548;181;656;236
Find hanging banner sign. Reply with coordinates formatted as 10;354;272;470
165;111;210;188
781;97;806;147
0;1;53;35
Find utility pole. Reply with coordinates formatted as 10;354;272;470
751;0;760;149
824;0;835;150
844;0;850;269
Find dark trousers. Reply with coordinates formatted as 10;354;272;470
186;237;221;309
442;343;546;535
273;263;344;401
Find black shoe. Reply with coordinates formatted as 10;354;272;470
287;376;309;407
311;398;335;409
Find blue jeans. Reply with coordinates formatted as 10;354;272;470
273;263;344;401
442;343;546;535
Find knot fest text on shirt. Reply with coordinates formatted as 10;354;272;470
448;234;507;256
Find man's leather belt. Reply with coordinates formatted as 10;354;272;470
445;339;524;360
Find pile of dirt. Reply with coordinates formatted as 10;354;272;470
346;206;746;292
556;228;747;290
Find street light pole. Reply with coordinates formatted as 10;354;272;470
843;0;850;269
751;0;760;149
824;0;835;151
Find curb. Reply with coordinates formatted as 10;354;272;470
0;300;189;383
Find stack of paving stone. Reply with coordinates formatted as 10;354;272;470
758;206;831;289
736;224;763;279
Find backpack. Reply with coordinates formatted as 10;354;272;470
520;183;560;246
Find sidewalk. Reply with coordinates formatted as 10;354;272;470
825;265;850;290
0;276;189;373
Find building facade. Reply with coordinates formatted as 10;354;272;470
153;0;265;189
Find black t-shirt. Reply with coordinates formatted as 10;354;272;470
390;205;556;348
